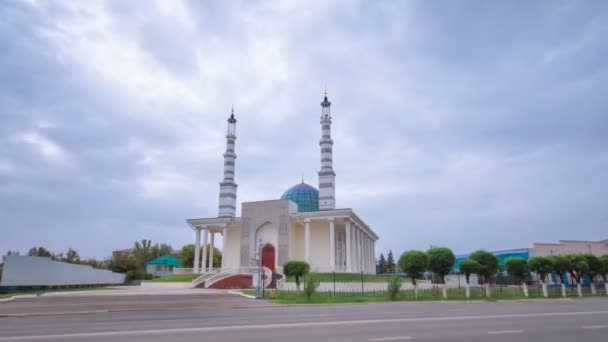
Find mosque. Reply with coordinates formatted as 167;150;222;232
186;92;378;287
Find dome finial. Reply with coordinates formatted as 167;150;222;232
301;173;304;184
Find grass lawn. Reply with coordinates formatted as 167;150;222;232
146;274;199;282
286;273;399;283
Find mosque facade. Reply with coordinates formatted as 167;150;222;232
186;93;378;278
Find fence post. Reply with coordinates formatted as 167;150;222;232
361;271;364;295
333;272;336;296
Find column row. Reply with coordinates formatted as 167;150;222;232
192;227;222;274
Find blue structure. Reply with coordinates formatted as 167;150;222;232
453;248;531;272
280;182;320;212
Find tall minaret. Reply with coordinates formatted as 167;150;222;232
318;89;336;210
218;108;238;217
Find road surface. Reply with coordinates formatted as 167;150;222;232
1;292;607;341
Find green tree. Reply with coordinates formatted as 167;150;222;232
548;255;570;284
133;239;154;268
564;254;589;284
582;254;603;283
398;250;428;286
180;244;195;267
600;254;608;282
387;275;402;300
469;250;499;284
158;244;173;256
377;253;387;274
459;259;480;284
283;260;310;291
528;256;553;283
27;246;52;258
426;247;455;284
505;257;528;285
108;254;138;274
65;248;80;264
386;250;396;273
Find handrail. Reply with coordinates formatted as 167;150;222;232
202;267;260;288
262;267;272;288
191;269;223;287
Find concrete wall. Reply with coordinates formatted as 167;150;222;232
533;240;608;257
146;264;173;277
0;256;125;286
224;225;241;269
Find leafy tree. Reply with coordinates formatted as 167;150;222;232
528;256;553;283
459;259;480;284
283;260;310;291
180;244;195;267
377;253;387;274
564;254;589;284
582;254;603;283
158;244;173;256
469;250;499;284
600;254;608;282
303;276;318;299
108;254;138;274
505;257;528;285
426;247;455;284
398;250;428;286
548;255;571;284
27;246;52;258
386;250;396;273
133;239;154;268
65;248;80;264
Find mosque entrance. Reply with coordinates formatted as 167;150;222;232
261;243;276;272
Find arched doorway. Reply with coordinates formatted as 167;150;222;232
261;243;276;272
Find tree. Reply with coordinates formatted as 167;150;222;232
158;244;173;256
377;253;387;274
386;250;396;273
469;250;499;284
505;257;528;285
108;254;138;275
582;254;602;283
528;256;553;283
180;244;195;268
283;261;310;291
459;259;480;284
133;239;154;268
2;250;19;263
398;250;428;286
548;255;570;284
564;254;589;284
600;254;608;282
65;248;80;264
426;247;455;284
27;246;52;258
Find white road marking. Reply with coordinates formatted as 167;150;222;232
368;337;412;341
488;330;523;335
582;325;608;329
0;310;607;341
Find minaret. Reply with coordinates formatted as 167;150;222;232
318;88;336;210
218;107;238;217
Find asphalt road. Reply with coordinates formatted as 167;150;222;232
1;293;607;341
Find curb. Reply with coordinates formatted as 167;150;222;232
228;290;257;299
0;294;39;303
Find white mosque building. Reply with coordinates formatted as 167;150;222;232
186;92;378;287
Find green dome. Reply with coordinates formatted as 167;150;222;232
280;182;319;212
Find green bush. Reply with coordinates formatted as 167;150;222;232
283;260;310;291
387;276;402;300
303;276;318;300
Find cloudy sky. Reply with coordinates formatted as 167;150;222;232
1;0;607;259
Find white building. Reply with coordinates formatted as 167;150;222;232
186;92;379;279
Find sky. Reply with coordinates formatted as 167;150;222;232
1;0;607;260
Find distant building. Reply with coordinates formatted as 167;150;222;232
112;248;133;258
533;239;608;257
146;255;180;277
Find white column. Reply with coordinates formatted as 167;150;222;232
201;228;209;273
193;227;201;273
363;234;368;273
329;219;335;271
208;232;215;271
372;238;376;274
345;221;352;272
304;219;311;264
356;227;361;273
221;226;228;270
